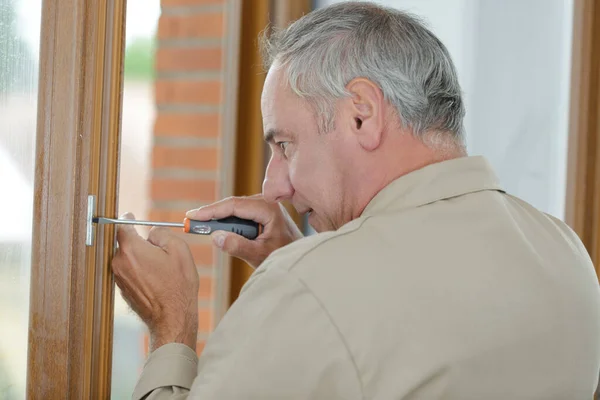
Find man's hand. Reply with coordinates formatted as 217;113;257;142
187;195;304;268
112;213;199;353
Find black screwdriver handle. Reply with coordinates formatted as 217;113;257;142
183;216;261;240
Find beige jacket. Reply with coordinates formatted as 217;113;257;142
133;156;600;400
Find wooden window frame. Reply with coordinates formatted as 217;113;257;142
26;0;248;394
227;0;271;305
26;0;126;397
228;0;312;305
565;0;600;275
213;0;243;321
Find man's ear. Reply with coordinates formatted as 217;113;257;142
346;77;384;152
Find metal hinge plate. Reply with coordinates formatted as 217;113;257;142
86;194;96;246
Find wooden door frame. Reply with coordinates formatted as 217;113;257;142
26;0;126;397
212;0;243;323
268;0;312;231
228;0;312;305
227;0;271;305
565;0;600;274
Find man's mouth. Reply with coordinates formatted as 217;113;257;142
293;204;313;217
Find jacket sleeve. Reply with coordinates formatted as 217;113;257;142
132;343;198;400
132;263;362;400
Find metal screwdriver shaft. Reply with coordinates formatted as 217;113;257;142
93;217;184;228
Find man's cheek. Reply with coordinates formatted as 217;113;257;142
288;159;304;185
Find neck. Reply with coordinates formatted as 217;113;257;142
349;131;466;221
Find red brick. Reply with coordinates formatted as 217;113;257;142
154;113;220;138
150;0;230;352
148;209;218;222
196;340;206;357
151;179;217;202
146;210;190;237
198;276;212;300
155;80;221;104
149;209;189;224
153;146;219;171
198;308;212;332
158;14;224;39
189;243;214;265
156;47;222;71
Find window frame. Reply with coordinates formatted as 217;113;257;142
26;0;126;396
565;0;600;274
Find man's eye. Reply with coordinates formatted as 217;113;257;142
277;142;289;153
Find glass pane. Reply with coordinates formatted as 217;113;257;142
315;0;574;221
110;0;160;397
0;0;41;398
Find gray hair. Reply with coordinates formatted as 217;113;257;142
259;1;466;147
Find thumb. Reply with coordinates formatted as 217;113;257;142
147;226;174;250
115;212;140;246
211;231;254;257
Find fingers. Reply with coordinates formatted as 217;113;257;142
147;226;175;250
211;231;256;259
186;195;274;226
147;226;192;258
115;212;141;247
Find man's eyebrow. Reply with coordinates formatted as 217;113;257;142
264;128;288;143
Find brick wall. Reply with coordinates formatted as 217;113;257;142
149;0;230;357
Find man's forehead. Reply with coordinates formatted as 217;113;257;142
261;66;295;123
261;64;312;142
262;66;287;100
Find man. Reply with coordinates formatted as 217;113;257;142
113;2;600;399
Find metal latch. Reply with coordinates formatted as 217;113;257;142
86;195;96;246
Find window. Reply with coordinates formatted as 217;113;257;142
110;0;159;397
0;0;41;397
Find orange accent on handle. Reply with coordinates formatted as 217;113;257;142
258;224;263;236
183;217;190;233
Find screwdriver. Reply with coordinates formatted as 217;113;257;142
92;216;261;240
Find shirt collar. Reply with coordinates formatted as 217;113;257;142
361;155;505;217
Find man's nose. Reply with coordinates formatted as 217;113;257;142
262;157;294;203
